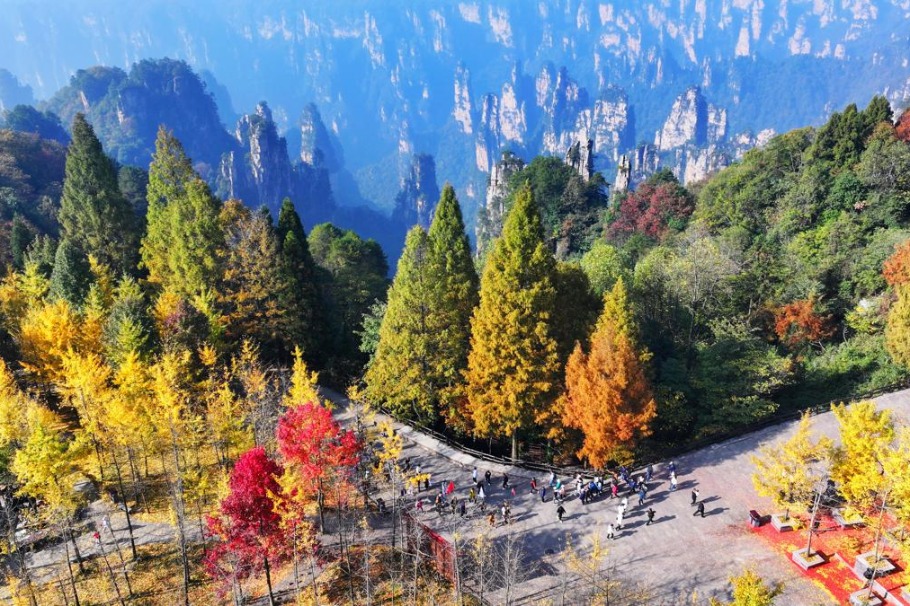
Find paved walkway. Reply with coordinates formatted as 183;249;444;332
323;387;910;605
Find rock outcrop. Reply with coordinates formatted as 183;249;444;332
391;153;440;230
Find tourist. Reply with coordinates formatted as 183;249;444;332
607;523;615;539
557;503;566;523
468;487;476;503
530;478;538;493
611;482;618;499
502;473;510;489
540;486;547;502
694;501;705;518
459;499;467;517
691;488;700;506
472;466;478;484
669;472;678;491
638;486;646;507
485;470;492;486
645;464;653;483
646;508;655;525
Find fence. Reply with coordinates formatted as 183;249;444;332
376;378;910;478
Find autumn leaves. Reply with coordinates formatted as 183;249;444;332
366;183;656;466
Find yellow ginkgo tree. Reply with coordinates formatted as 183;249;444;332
830;400;894;510
751;411;832;521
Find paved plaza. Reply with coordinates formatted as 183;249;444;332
329;387;910;605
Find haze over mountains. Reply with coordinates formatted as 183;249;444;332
2;0;910;246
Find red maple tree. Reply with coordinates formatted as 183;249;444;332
276;402;360;533
883;240;910;287
609;181;695;242
204;446;290;605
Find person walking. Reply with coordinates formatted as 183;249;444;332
646;508;655;525
530;478;538;493
478;485;486;504
447;480;455;495
669;472;678;492
557;504;566;523
472;466;478;484
485;470;492;486
668;460;676;476
620;496;628;511
459;499;467;517
638;486;646;507
616;510;624;529
606;523;615;539
611;482;618;499
468;487;476;503
549;470;557;487
645;464;653;483
691;488;700;506
502;473;510;489
540;486;547;502
694;501;705;518
488;512;496;527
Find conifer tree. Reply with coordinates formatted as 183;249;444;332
141;127;223;298
465;185;559;460
559;278;656;467
427;184;479;422
276;198;322;362
364;227;437;423
220;203;286;357
48;238;91;307
59;114;138;275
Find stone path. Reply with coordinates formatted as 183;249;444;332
322;386;910;605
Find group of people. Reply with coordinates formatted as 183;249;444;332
407;458;711;535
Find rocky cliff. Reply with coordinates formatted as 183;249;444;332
391;154;440;231
5;0;910;239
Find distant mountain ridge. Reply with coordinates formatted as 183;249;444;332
2;0;910;236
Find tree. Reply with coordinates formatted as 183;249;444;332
773;296;834;351
580;240;628;297
140;127;223;297
276;198;322;363
426;185;479;423
103;275;154;367
309;223;388;377
48;238;92;307
751;412;832;520
608;170;695;243
364;227;437;423
830;400;894;508
219;202;287;357
205;447;290;606
709;568;783;606
465;185;560;460
276;403;360;533
559;278;656;467
883;240;910;288
59;113;138;275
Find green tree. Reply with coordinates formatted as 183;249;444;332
309;224;388;377
103;275;154;367
59;114;138;275
551;261;600;364
276;198;322;362
466;185;560;459
48;238;92;307
140;127;223;297
364;227;437;423
580;240;628;296
426;185;479;422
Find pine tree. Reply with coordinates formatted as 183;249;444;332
141;127;223;298
427;184;479;423
48;238;91;307
465;185;560;460
559;278;656;467
59;114;138;275
276;198;322;362
220;203;287;357
364;227;437;423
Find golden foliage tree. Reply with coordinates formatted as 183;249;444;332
709;568;782;606
830;400;894;508
465;186;559;460
751;412;832;519
559;278;656;467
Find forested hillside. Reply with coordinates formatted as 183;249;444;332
1;91;910;603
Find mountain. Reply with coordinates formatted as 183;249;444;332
2;0;909;237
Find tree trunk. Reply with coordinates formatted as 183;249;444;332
511;431;518;461
264;556;276;606
62;524;81;606
111;452;138;560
